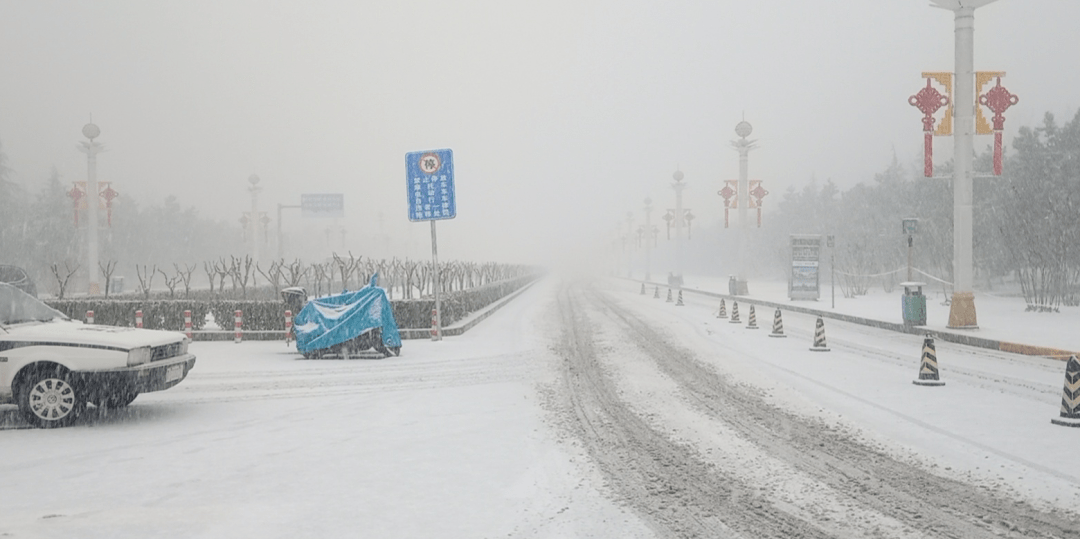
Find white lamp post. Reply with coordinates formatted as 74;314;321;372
931;0;999;329
77;123;104;295
732;120;756;295
671;169;687;286
641;197;657;281
248;174;262;263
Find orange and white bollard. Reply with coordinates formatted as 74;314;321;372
135;309;143;328
234;310;243;344
284;310;293;346
184;309;193;339
86;310;94;324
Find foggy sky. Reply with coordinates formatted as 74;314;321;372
1;0;1078;265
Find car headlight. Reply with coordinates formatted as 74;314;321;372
181;339;189;355
127;346;151;366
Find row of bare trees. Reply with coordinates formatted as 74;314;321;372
46;253;535;300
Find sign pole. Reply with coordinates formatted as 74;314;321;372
406;148;455;343
431;220;442;341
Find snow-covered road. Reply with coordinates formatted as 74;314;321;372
2;276;1078;538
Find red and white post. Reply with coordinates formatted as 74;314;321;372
430;308;438;341
135;309;143;328
234;310;243;344
184;309;193;339
284;310;293;346
86;310;94;324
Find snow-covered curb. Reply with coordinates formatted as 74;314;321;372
636;279;1079;361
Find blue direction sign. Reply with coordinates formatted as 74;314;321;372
405;149;456;221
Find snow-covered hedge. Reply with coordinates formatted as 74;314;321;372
44;300;212;331
46;274;539;332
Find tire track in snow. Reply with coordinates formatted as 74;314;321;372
554;283;832;539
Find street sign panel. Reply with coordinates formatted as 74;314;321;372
405;149;456;221
301;193;344;218
789;234;822;300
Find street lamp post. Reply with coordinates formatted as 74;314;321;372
731;121;756;295
669;169;688;287
247;174;262;263
640;197;657;281
77;123;104;295
932;0;998;329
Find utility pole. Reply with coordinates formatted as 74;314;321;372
931;0;999;329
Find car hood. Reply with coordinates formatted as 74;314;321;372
0;320;184;350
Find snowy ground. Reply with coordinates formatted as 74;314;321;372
2;276;1078;538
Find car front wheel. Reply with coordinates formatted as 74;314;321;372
18;368;85;428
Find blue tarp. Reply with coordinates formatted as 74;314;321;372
293;274;402;354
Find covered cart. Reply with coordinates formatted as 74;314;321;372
290;275;402;359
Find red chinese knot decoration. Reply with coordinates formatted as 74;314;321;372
67;184;85;226
718;181;736;228
978;77;1018;175
749;181;769;228
909;78;950;177
68;182;119;227
717;180;766;228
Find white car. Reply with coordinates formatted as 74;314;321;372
0;283;196;428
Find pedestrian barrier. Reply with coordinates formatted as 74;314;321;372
430;308;438;340
1051;355;1080;427
234;310;243;344
913;334;944;386
810;317;830;351
653;286;660;299
729;302;741;324
676;290;684;306
717;299;727;319
746;305;758;329
135;309;143;329
184;309;193;339
769;309;786;338
640;283;646;295
86;310;94;324
666;289;673;303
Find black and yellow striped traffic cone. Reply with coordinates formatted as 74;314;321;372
746;305;759;329
654;286;660;299
912;334;945;386
1051;355;1080;427
729;301;741;324
666;288;673;303
809;317;830;351
717;299;727;319
640;283;646;295
675;290;684;306
768;309;786;338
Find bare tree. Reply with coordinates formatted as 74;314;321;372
256;259;284;298
203;260;216;295
229;255;254;298
157;267;182;298
49;262;79;300
135;264;157;299
98;260;118;297
175;263;196;298
283;258;308;288
213;258;230;297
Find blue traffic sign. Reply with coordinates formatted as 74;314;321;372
405;149;456;222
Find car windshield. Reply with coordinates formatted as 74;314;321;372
0;283;68;325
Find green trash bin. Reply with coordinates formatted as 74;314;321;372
901;282;927;326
